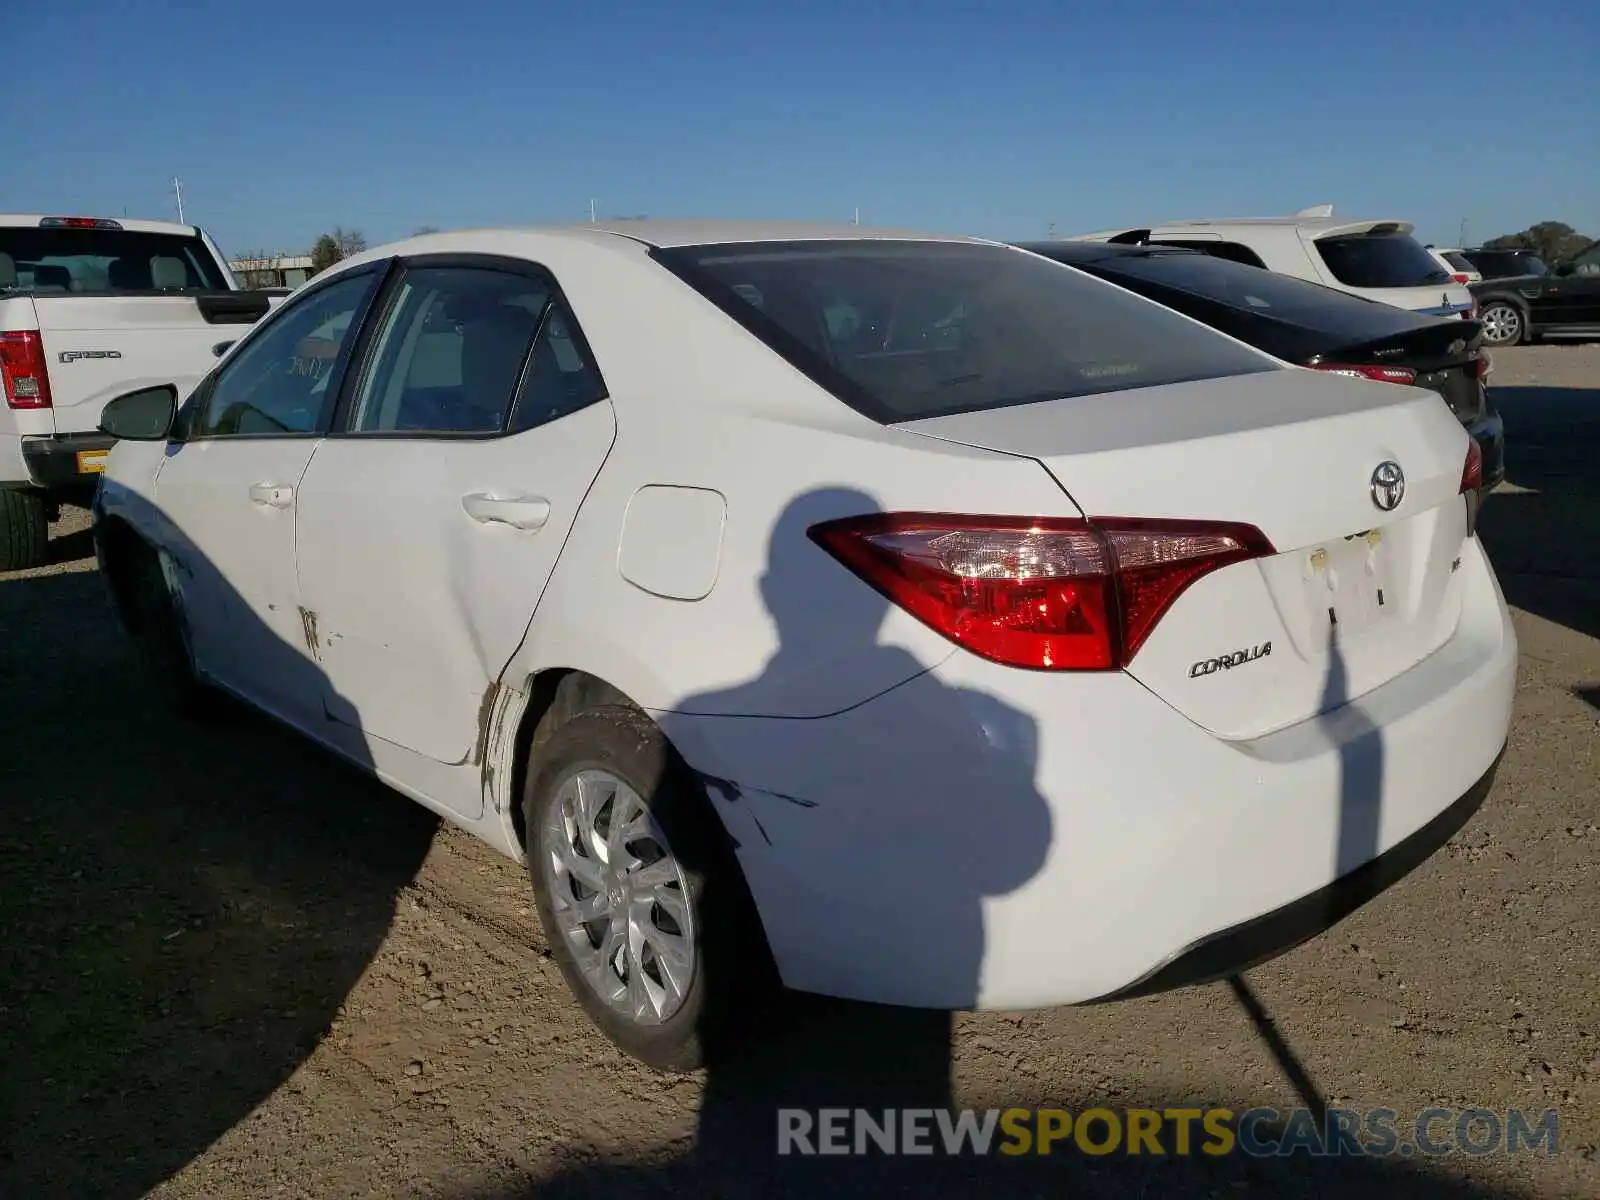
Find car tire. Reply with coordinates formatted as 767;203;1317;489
524;702;774;1072
1478;300;1526;347
120;545;212;717
0;489;49;572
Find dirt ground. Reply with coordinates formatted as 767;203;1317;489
2;345;1597;1199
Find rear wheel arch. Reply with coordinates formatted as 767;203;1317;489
506;669;632;854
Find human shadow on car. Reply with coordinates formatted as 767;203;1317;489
1476;384;1600;640
0;516;438;1199
504;494;1500;1198
661;486;1052;1189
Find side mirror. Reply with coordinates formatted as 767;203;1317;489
212;340;236;357
99;384;177;441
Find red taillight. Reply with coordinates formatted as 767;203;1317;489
808;514;1275;671
1461;439;1483;493
0;331;52;409
1452;273;1470;284
1475;351;1492;379
1309;362;1418;385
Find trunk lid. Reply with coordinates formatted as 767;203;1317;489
31;295;255;434
1323;319;1486;423
900;367;1476;740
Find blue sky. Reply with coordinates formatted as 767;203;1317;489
13;0;1596;257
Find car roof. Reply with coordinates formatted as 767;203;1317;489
554;219;985;249
0;213;200;236
1067;211;1416;243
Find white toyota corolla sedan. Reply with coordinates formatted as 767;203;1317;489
91;221;1516;1070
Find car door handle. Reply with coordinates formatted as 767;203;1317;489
461;493;551;530
249;482;294;509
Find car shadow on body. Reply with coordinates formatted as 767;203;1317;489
1477;385;1600;640
0;522;438;1199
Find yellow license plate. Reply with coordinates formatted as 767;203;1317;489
76;449;109;474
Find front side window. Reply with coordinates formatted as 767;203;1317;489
1313;232;1452;288
655;240;1276;423
191;271;378;438
349;267;548;434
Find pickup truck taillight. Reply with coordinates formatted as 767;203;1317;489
0;331;52;409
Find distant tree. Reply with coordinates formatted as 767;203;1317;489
332;227;367;258
412;225;440;236
310;233;343;274
1483;221;1593;265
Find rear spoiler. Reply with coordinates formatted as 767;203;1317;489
195;290;277;325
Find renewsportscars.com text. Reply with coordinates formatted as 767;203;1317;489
777;1106;1560;1159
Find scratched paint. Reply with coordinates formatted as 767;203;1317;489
470;681;504;768
297;606;321;662
696;769;818;847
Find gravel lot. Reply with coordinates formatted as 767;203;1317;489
2;345;1597;1199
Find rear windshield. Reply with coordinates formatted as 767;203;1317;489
0;227;228;294
1078;250;1430;343
1462;249;1547;279
653;240;1276;423
1314;232;1452;289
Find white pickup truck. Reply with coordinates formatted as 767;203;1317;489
0;214;282;569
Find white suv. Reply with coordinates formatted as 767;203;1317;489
1068;206;1476;320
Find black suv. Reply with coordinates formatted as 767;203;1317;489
1464;243;1600;346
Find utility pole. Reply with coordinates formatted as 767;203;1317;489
172;177;185;223
1458;216;1469;247
589;198;597;223
1047;221;1057;240
853;206;860;226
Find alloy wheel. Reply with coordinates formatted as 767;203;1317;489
540;768;696;1025
1479;303;1521;346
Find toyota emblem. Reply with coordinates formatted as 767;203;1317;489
1370;461;1406;511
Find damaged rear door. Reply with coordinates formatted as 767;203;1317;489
291;260;615;815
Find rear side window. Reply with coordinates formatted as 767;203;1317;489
1093;252;1424;344
1313;232;1451;288
0;227;227;293
350;267;547;435
1461;250;1547;279
1442;252;1476;273
1148;240;1267;269
654;240;1276;423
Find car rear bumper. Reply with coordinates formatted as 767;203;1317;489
20;433;116;491
661;535;1517;1010
1089;742;1502;1001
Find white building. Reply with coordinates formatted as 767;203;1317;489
229;253;314;289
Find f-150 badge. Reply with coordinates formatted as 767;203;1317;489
58;349;123;363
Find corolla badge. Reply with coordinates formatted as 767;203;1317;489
1370;461;1406;511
